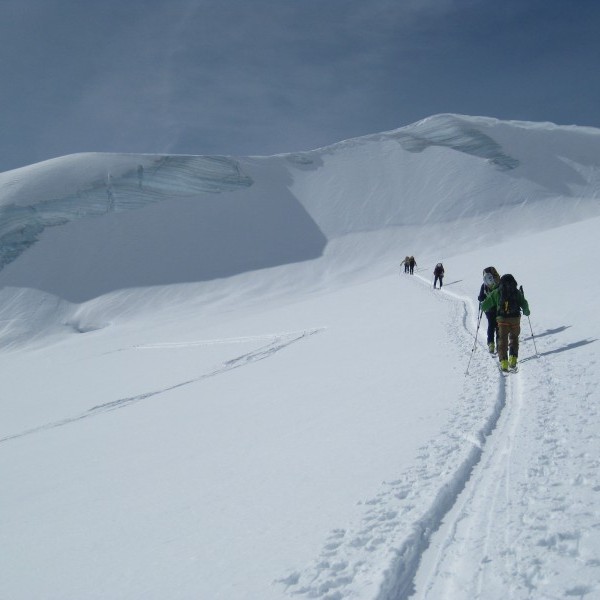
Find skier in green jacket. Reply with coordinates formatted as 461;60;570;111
480;273;530;371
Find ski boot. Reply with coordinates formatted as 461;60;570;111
488;342;495;354
509;355;518;369
500;359;509;372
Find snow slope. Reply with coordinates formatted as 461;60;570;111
1;114;600;599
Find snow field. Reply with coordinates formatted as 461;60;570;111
1;115;600;599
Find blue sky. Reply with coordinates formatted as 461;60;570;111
1;0;599;171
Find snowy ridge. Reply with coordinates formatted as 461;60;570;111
286;114;600;240
1;114;600;302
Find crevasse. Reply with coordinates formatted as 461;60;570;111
0;155;253;270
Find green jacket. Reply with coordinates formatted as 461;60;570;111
480;287;530;317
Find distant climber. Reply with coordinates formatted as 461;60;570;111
480;273;530;371
409;256;417;275
478;267;500;354
433;263;445;289
400;256;410;274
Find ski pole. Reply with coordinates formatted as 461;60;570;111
465;308;483;375
526;315;539;356
520;285;539;357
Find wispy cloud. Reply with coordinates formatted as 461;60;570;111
2;0;600;170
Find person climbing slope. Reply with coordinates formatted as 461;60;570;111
433;263;445;289
408;256;417;274
480;273;530;371
400;256;410;274
478;266;500;353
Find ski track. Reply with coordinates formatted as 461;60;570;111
0;328;323;445
282;275;509;599
413;356;523;599
127;329;326;350
282;272;600;600
410;288;600;598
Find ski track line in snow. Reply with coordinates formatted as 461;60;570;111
403;277;600;599
130;329;323;350
414;356;523;599
0;328;324;445
413;328;600;598
281;275;512;600
380;276;512;599
495;342;598;597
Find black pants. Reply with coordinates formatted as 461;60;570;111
434;275;443;288
485;311;498;344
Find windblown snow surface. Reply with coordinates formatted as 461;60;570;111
1;114;600;599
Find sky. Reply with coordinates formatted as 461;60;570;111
2;0;600;172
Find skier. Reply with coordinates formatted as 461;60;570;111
400;256;410;274
478;266;500;353
480;273;530;372
408;256;417;275
433;263;445;289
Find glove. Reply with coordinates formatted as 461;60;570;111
523;308;530;317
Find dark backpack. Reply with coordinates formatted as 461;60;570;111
497;274;521;317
